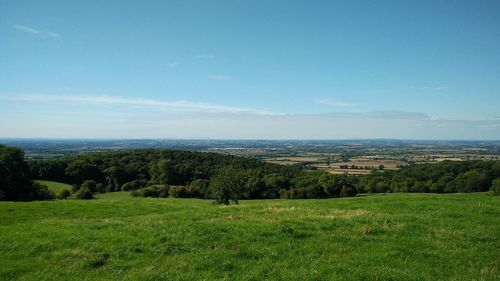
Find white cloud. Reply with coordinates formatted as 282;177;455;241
408;85;450;91
14;24;39;34
46;32;60;38
167;62;179;67
315;98;357;107
196;54;215;59
2;109;498;139
209;75;232;81
14;24;60;38
0;94;280;116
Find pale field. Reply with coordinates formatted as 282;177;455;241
265;155;403;175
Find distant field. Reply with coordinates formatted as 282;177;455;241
0;192;499;280
34;180;72;192
264;155;403;174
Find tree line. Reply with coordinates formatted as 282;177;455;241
11;148;359;202
357;160;500;194
2;144;500;202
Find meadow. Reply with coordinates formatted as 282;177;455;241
0;191;499;281
34;180;72;193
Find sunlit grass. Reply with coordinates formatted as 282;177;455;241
34;180;72;193
0;192;499;280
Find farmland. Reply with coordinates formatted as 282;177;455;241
5;139;498;175
1;191;499;281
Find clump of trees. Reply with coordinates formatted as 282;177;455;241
358;160;500;194
28;149;359;203
0;145;54;201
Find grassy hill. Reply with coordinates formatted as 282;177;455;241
34;180;72;193
0;192;499;281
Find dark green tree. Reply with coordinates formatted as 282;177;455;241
208;168;242;204
0;145;35;201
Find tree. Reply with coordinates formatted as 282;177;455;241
0;145;35;201
263;173;287;198
491;178;500;195
319;173;339;196
72;187;94;199
81;180;97;192
190;179;210;198
65;160;100;184
208;168;242;204
451;171;488;192
103;166;125;192
149;159;175;185
340;184;357;197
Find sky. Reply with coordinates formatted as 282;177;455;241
1;0;499;139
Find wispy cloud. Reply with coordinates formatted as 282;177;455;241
166;62;179;67
0;94;280;116
408;85;450;91
209;75;232;81
14;24;60;38
196;54;215;59
315;98;357;107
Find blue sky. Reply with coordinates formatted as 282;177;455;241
1;0;499;139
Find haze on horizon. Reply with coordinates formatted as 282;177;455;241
1;0;499;140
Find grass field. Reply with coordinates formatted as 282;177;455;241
34;180;72;193
1;192;499;281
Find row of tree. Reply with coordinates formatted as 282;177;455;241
3;145;500;202
357;160;500;193
27;149;359;202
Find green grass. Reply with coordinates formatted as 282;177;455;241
0;192;499;281
34;180;72;193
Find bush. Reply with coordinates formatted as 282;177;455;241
492;178;500;195
169;185;200;198
81;180;97;192
189;179;210;197
121;179;148;191
340;184;357;197
96;183;106;193
32;182;55;200
73;187;94;199
56;189;71;199
131;185;170;198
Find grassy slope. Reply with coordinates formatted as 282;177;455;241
0;192;499;281
34;180;72;193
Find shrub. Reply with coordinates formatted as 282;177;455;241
169;185;200;198
95;183;106;193
56;189;71;199
121;179;148;191
32;182;55;200
340;184;357;197
81;180;97;192
73;187;94;199
189;179;210;197
130;185;170;198
158;187;169;198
